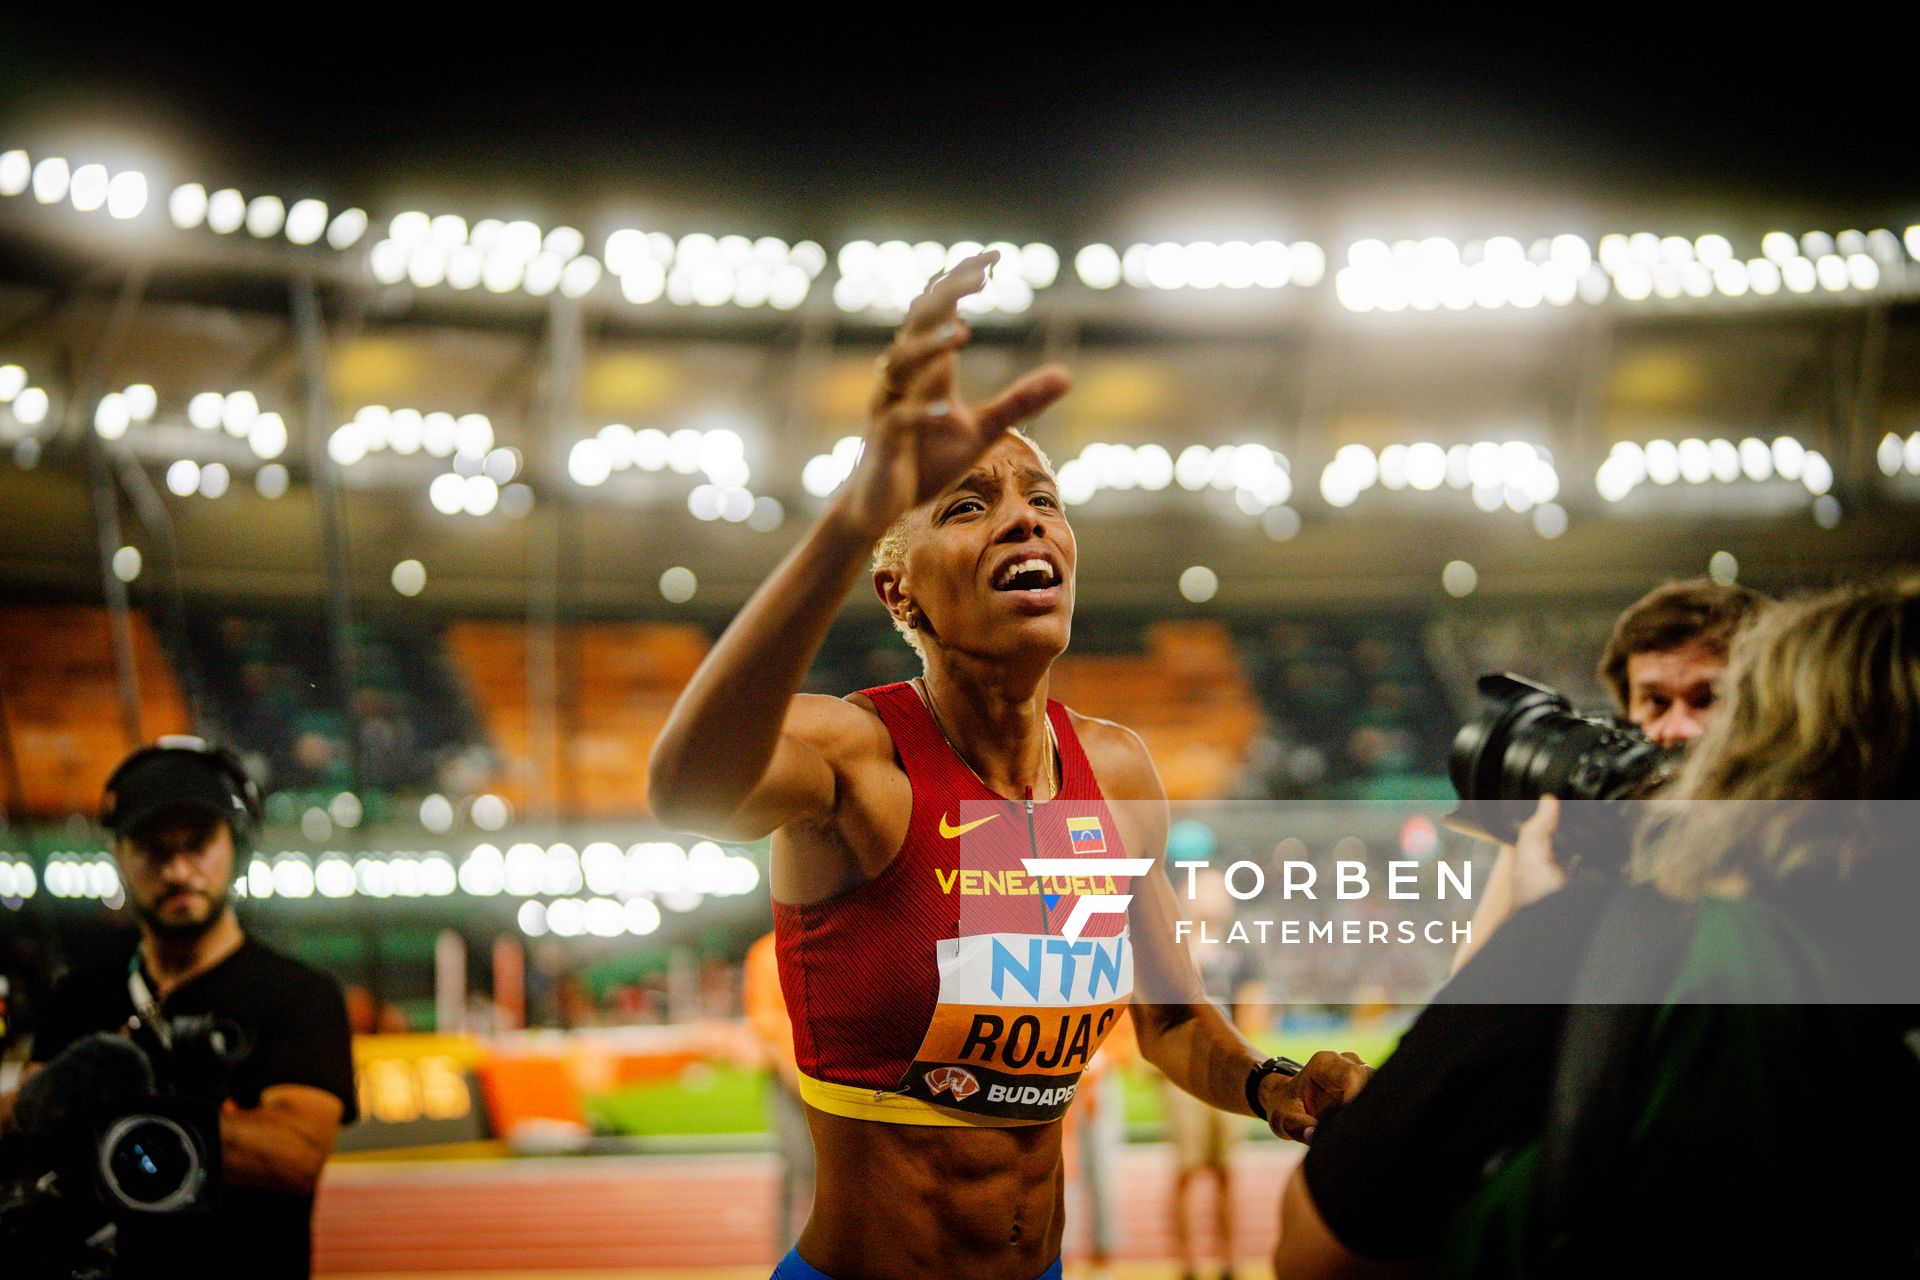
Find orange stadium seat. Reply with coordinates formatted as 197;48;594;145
1050;621;1258;801
0;606;191;818
445;621;710;818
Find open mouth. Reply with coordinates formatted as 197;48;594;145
992;557;1061;593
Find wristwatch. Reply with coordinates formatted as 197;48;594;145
1245;1054;1305;1120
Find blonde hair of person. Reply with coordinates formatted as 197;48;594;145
1633;576;1920;899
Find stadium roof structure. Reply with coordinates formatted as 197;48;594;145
2;147;1918;621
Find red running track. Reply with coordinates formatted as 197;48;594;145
315;1145;1302;1274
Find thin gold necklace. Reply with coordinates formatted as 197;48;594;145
913;676;1059;803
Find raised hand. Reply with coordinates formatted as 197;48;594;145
835;251;1071;538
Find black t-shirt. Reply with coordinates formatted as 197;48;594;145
1301;877;1612;1261
31;937;357;1279
1302;877;1920;1270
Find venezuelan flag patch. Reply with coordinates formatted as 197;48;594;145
1065;815;1106;854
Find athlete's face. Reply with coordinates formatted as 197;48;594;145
891;435;1075;659
116;809;235;940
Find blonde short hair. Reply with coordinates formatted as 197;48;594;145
872;428;1054;661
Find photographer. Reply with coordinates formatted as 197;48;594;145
0;739;357;1279
1453;578;1769;970
1272;580;1920;1277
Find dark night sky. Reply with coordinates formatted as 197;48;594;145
0;23;1910;243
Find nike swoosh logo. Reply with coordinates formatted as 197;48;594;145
938;813;1001;839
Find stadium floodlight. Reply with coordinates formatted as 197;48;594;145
68;163;109;212
1019;242;1060;288
428;472;465;514
523;252;563;297
93;393;130;440
618;258;665;304
387;408;422;455
244;194;285;239
185;391;222;429
445;245;484;290
325;207;368;249
12;386;49;425
368;240;409;283
31;156;70;204
168;183;208;229
407;243;449;289
482;447;518;484
479;249;524;293
1800;231;1836;259
419;412;457;457
284;198;328;245
427;213;467;247
543;225;584;261
632;427;669;471
748;495;784;531
0;365;23;402
166;459;201;496
206;188;245;234
391;559;427;596
499;220;541;260
121;384;156;421
559;255;601;298
660;566;697;603
221;390;258;437
453;413;492;457
328;423;368;467
197;462;230;498
1075;243;1122;289
106;171;146;220
0;150;28;196
248;412;287;460
255;464;289;498
568;438;612;487
388;210;430;245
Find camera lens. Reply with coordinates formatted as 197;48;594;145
98;1115;202;1213
1448;672;1671;870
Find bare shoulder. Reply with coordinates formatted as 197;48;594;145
785;690;894;765
1064;708;1166;803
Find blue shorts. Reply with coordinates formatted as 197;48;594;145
773;1247;1062;1280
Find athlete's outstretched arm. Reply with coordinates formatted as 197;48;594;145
647;252;1070;840
1104;730;1371;1140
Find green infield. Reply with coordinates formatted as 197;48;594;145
582;1021;1407;1139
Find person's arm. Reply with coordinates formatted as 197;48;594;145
1450;797;1566;974
218;1084;344;1195
647;251;1070;842
1105;727;1369;1140
1274;1167;1419;1279
1450;843;1516;973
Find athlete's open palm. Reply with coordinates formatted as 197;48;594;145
840;251;1071;536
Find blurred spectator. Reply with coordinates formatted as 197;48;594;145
1162;872;1267;1280
745;931;814;1257
1066;1008;1136;1280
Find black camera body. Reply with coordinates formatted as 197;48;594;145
3;1014;243;1278
1447;673;1672;874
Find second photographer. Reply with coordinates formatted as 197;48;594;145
0;738;357;1279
